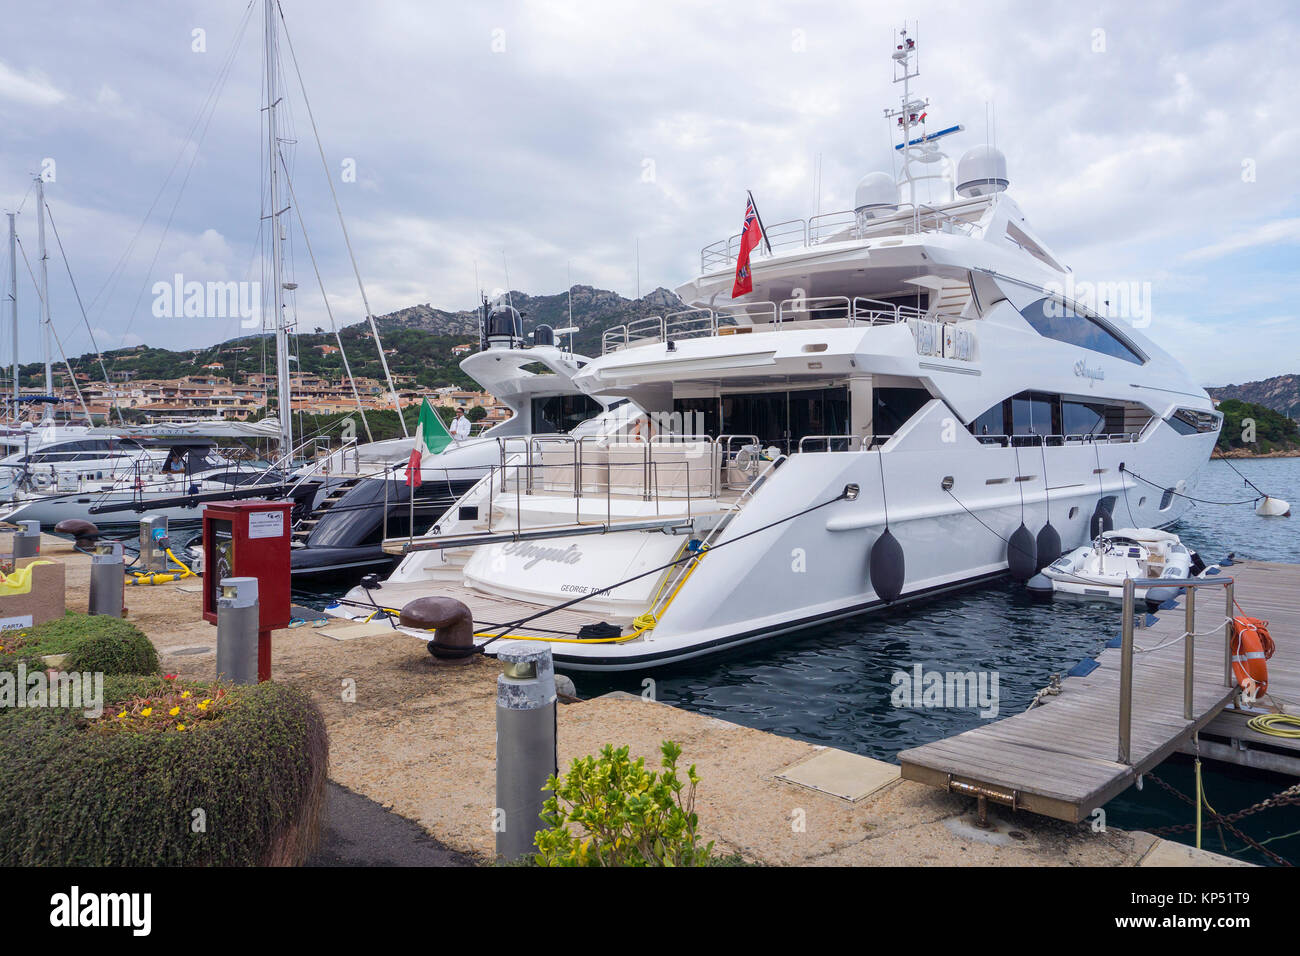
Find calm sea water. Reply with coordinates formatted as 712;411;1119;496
289;458;1299;863
575;457;1300;865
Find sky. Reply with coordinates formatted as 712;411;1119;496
0;0;1297;387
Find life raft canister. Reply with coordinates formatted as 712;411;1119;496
1231;616;1274;697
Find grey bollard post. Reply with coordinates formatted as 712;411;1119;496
495;641;558;862
215;577;260;685
13;520;40;559
88;541;125;618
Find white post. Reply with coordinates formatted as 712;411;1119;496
7;212;17;417
35;178;53;411
265;0;293;459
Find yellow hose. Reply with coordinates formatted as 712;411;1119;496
1247;713;1300;739
127;548;196;586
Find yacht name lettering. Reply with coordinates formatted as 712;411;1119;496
500;542;584;569
1073;360;1105;383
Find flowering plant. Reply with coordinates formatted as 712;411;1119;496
0;630;28;656
94;682;235;733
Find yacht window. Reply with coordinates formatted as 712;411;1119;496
1020;298;1144;365
1159;488;1175;510
790;387;850;442
721;391;788;450
1010;391;1058;442
872;388;930;437
1167;407;1221;435
1062;400;1106;437
674;397;721;438
970;402;1007;441
531;394;602;434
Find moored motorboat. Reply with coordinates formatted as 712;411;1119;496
1028;528;1205;603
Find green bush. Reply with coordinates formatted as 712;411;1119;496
0;613;159;675
533;740;714;867
0;675;329;865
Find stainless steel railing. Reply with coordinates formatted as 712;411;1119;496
701;202;986;272
1117;576;1236;765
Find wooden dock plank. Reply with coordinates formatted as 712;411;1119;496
899;560;1298;823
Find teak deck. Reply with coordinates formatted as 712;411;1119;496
898;560;1299;823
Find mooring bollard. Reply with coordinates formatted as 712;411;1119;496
12;520;40;559
88;541;125;618
495;641;557;862
215;577;260;685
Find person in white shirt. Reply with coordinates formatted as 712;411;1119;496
450;407;471;442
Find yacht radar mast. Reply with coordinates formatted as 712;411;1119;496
884;27;963;211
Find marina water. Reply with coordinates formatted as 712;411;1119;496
294;458;1299;863
581;458;1300;865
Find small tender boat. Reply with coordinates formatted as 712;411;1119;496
1028;528;1204;602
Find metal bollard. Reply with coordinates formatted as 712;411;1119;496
495;641;558;862
13;520;40;559
215;577;260;685
139;514;168;572
88;541;125;618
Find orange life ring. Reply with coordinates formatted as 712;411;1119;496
1231;616;1274;697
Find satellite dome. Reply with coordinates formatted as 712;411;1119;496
956;145;1009;198
532;324;555;347
854;171;898;217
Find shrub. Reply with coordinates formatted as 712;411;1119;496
534;740;714;867
0;612;159;675
0;675;328;865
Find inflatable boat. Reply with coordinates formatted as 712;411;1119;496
1028;528;1205;603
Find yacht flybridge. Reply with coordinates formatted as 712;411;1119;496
332;30;1220;670
290;309;635;580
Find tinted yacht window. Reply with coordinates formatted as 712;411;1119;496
1062;400;1106;436
531;394;602;433
1020;298;1144;364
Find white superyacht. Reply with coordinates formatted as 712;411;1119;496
333;31;1220;670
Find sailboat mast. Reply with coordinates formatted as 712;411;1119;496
7;213;17;417
34;177;53;411
265;0;293;458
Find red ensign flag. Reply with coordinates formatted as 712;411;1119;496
731;195;763;298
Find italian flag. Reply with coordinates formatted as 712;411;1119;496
405;398;453;488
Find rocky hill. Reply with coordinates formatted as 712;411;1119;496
369;285;683;356
1208;374;1300;418
36;285;686;391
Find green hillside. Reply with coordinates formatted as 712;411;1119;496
31;285;683;391
1215;399;1300;454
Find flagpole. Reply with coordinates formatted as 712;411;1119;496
747;190;773;254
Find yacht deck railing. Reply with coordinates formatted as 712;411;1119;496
700;201;985;273
601;297;957;356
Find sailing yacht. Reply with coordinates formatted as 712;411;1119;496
336;30;1220;669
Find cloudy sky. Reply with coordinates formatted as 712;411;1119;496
1;0;1296;386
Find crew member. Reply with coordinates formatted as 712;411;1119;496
450;407;471;442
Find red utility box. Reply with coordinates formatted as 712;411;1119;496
202;500;292;681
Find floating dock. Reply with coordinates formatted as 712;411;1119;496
899;560;1299;822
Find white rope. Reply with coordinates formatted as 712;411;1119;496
1133;616;1233;654
16;237;92;423
277;4;407;436
277;155;372;443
